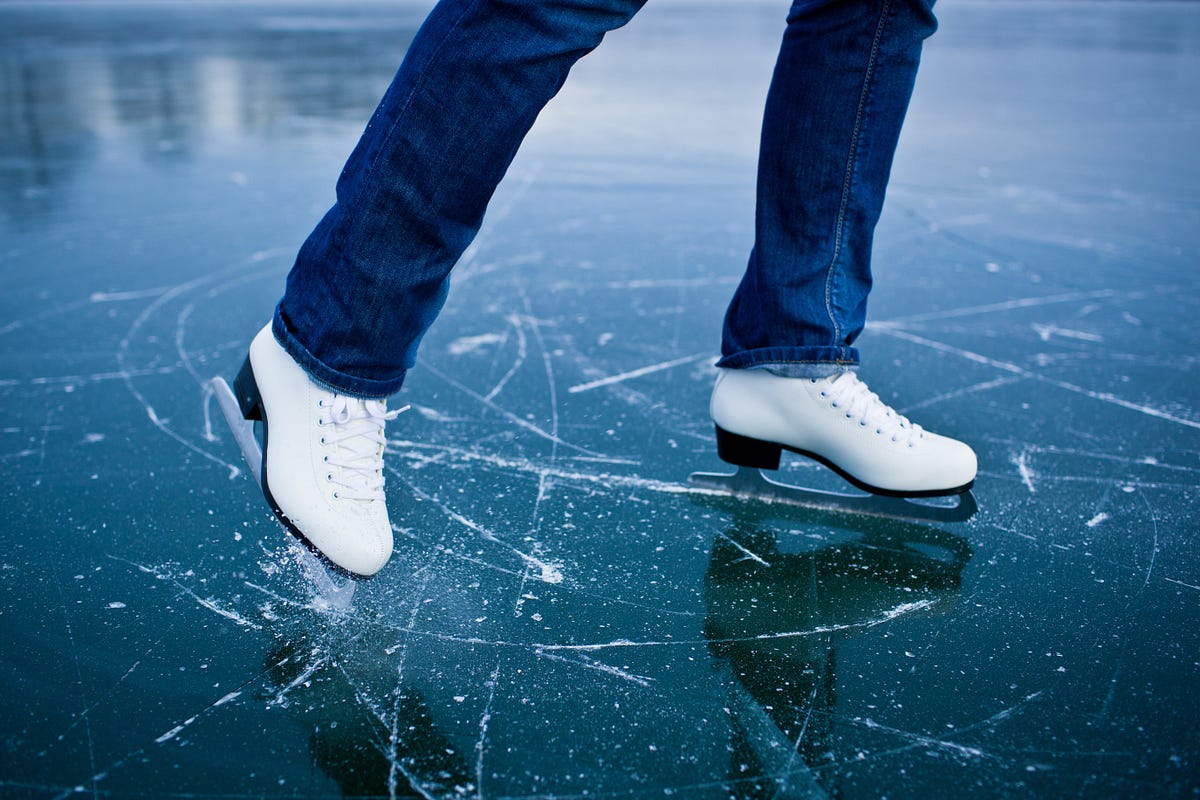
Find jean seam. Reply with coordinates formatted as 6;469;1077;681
296;0;483;389
823;0;893;350
346;0;484;248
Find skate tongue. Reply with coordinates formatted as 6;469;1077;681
327;395;402;425
320;397;407;500
827;373;922;444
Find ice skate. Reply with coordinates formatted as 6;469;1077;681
211;373;359;607
689;368;978;523
210;324;404;591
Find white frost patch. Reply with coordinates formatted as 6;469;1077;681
82;433;105;444
155;719;195;744
1032;324;1103;343
529;559;563;585
192;594;263;629
410;404;461;423
448;333;505;355
567;352;711;394
1012;450;1037;494
1086;512;1109;528
155;691;242;744
89;286;169;303
107;601;126;609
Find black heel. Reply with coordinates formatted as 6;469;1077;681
715;426;782;470
232;356;263;421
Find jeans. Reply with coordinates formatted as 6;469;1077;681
274;0;938;399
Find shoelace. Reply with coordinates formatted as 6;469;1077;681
317;395;407;500
819;372;923;446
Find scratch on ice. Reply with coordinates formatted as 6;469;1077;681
535;600;935;652
155;691;242;744
1012;450;1037;494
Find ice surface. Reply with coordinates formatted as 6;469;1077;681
1;1;1198;797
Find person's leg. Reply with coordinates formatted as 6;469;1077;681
237;0;646;576
721;0;937;376
277;0;647;400
710;0;977;497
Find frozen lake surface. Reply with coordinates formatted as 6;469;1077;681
2;1;1198;797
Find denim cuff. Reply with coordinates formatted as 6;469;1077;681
272;307;406;399
715;345;859;379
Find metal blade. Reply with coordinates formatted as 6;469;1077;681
688;466;977;524
210;376;262;489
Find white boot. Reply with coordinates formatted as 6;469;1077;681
233;324;402;576
709;368;976;496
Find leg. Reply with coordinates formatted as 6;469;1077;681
278;0;647;399
708;0;977;500
721;0;937;376
233;0;646;576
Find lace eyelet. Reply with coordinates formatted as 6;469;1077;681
332;491;339;499
326;473;333;481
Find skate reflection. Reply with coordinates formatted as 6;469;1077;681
703;506;971;798
260;634;474;798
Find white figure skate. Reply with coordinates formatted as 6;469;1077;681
211;373;366;609
210;325;405;607
689;369;978;523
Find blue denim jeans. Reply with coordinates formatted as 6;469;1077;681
274;0;938;398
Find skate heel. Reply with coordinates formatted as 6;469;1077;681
715;426;782;470
232;356;264;421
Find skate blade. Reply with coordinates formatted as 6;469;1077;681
688;466;978;524
211;376;263;489
211;376;358;609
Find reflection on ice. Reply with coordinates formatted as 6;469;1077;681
706;507;971;798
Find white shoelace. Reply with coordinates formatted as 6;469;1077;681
317;395;407;501
819;372;923;446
